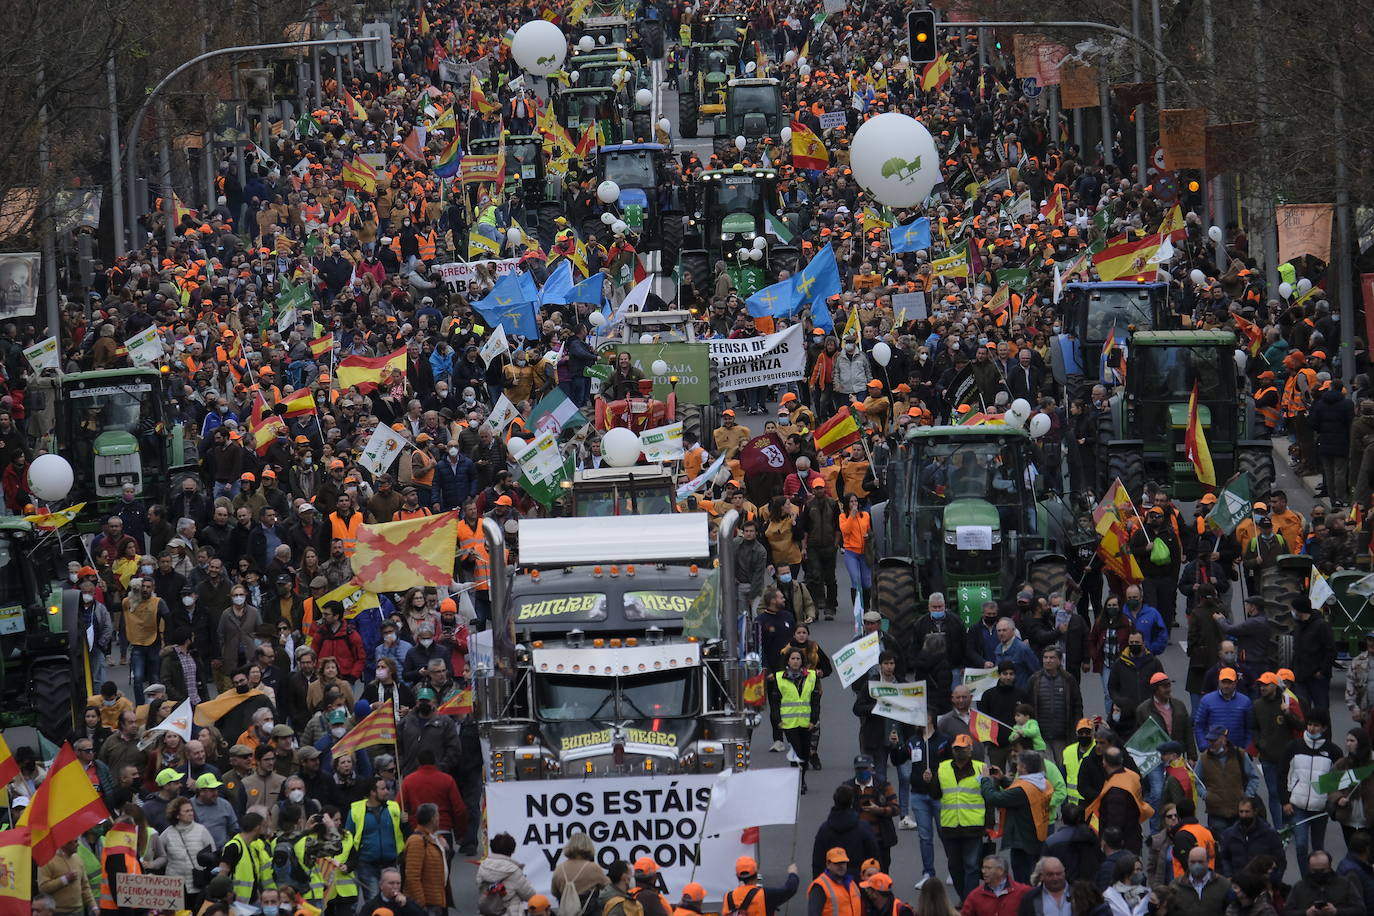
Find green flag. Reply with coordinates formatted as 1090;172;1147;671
584;363;613;381
1124;716;1170;777
1206;473;1252;535
1314;762;1374;795
1091;207;1112;240
681;569;720;640
623;204;644;229
999;267;1030;293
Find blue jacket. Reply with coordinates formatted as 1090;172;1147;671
1193;689;1254;750
1124;602;1168;656
1218;818;1284;879
1337;853;1374;912
994;637;1040;691
434;455;476;510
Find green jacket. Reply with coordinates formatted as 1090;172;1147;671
981;773;1051;849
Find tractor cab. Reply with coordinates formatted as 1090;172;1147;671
1050;281;1174;394
573;16;632;52
469;135;545;190
715;78;782;145
566;464;678;516
683;165;801;286
555;87;625;143
696;12;749;45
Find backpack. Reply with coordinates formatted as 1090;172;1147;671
478;881;508;916
560;878;584;916
723;887;762;916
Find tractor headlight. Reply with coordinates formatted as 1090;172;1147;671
743;231;755;239
944;531;957;545
721;232;735;241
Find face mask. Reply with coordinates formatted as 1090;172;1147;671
183;596;195;607
417;701;433;716
288;789;305;804
218;405;229;413
779;573;792;584
464;394;476;405
1132;873;1147;886
1188;862;1208;879
419;638;433;648
856;769;873;782
235;684;250;695
1220;653;1236;664
384;632;396;643
103;697;116;706
69;572;79;583
448;447;459;458
844;344;856;354
1126;598;1140;609
141;564;154;575
263;907;280;916
1310;870;1332;884
261;720;274;732
1306;731;1324;747
1052;325;1061;334
331;725;346;739
931;610;945;620
232;595;246;606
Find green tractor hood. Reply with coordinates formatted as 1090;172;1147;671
93;430;138;457
721;212;756;234
943;497;1000;531
943;498;1001;626
1168;402;1211;427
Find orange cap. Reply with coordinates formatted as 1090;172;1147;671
735;856;758;877
862;874;893;892
681;883;706;903
952;734;974;748
634;857;659;875
1218;667;1237;681
495;494;514;507
440;598;458;614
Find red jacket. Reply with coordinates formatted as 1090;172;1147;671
312;622;366;679
400;763;467;835
958;881;1030;916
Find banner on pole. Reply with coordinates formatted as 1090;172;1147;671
1159;109;1208;170
1277;204;1335;265
833;631;881;688
1058;61;1099;109
707;324;806;392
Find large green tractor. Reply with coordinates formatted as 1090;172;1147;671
710;78;784;157
1101;330;1275;500
566;57;654;141
676;42;737;139
553;87;631;145
871;425;1092;658
680;163;803;290
466;135;562;238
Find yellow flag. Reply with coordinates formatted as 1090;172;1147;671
352;512;461;592
318;582;381;619
469;230;501;258
24;502;86;529
842;305;860;340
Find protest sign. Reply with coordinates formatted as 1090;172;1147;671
868;680;928;726
117;874;185;910
708;324;806;392
433;258;521;294
833;631;881;688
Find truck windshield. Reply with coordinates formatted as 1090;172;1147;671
1133;347;1233;401
1083;289;1155;340
64;382;156;434
601;151;656;190
909;437;1024;507
704;18;745;42
572;481;676;515
536;668;697;720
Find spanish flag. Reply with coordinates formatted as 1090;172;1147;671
813;408;861;456
967;709;1002;744
1092;233;1163;281
328;201;358;227
249;393;288;456
278;387;316;419
920;54;952;91
1233;313;1263;358
1092;478;1144;583
0;828;30;916
343;90;368;121
742;672;766;708
0;732;18;789
470;73;498;115
1184;381;1216;487
438;688;474;716
17;744;109;865
330;701;397;758
1157;203;1187;242
337;346;407;393
1040;191;1063;226
790;119;829;170
341;156;378;194
309;335;333;358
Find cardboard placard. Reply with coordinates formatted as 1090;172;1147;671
1159;108;1208;170
117;874;186;911
1058;61;1100;109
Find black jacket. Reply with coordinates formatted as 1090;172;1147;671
809;807;879;879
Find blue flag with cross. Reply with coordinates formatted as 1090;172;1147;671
890;218;932;253
795;247;842;331
472;274;540;338
745;276;801;319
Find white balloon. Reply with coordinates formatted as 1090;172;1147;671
873;61;884;71
611;219;628;235
657;117;671;133
601;427;642;467
617;48;629;61
511;20;567;77
601;211;616;225
578;35;595;52
1028;413;1052;439
507;437;528;456
639;333;655;344
735;135;747;152
899;55;910;65
798;64;811;78
735;248;750;260
784;50;797;64
596;180;620;203
849;112;940;206
1208;225;1223;242
588;311;607;327
748;248;764;261
635;88;653;107
1189;269;1206;285
569;70;580;83
752;236;767;251
507;227;523;245
1279;282;1293;298
780;126;792;144
597;34;606;44
1009;398;1031;419
745;61;757;73
651;359;669;376
1297;278;1313;294
1002;408;1028;429
872;341;892;367
27;454;73;502
797;56;807;67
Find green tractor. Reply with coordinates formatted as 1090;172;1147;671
680;163;803;290
1101;330;1275;501
0;519;89;744
710;77;784;157
871;425;1091;657
467;135;563;238
593;143;685;269
553;86;631;145
57;367;192;532
676;42;737;138
566;57;655;141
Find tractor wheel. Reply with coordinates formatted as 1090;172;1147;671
712;134;732;157
1028;557;1069;601
677;91;699;138
641;22;664;58
660;213;684;273
681;252;710;290
32;661;77;746
1237;445;1275;498
678;404;706;444
633;111;654;144
536;201;563;251
1107;445;1144;499
872;564;918;661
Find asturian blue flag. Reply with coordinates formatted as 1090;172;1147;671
568;272;606;307
517;270;540;304
890;218;932;253
745;276;801;319
472;274;540;338
539;259;575;306
795;247;842;332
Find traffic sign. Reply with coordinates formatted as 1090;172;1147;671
1022;77;1041;98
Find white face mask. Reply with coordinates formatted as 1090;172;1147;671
232;595;247;606
288;788;305;803
82;593;94;603
141;565;154;576
448;447;459;458
183;596;195;607
419;638;434;648
330;725;346;739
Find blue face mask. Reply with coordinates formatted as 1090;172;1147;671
857;769;873;783
779;573;793;584
930;610;945;620
262;907;279;916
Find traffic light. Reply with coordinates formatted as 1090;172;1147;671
907;10;938;66
1179;169;1204;214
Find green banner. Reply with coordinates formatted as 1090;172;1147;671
1206;473;1251;535
681;568;720;640
727;265;765;298
603;341;713;405
623;204;644;228
584;363;614;381
1124;716;1170;776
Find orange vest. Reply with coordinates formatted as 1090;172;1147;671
1281;368;1316;417
1253;386;1279;428
418;229;437;261
1170;823;1216;878
330;511;363;556
457;518;490;591
808;874;862;916
722;886;767;916
397;507;432;520
1002;777;1053;842
99;824;141;910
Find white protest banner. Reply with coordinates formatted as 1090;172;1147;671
833;631;881;688
868;680;928;726
483;394;519;435
126;326;164;365
434;258;521;294
22;336;59;371
480;324;510;366
514;430;565;485
708;324;806;392
819;111;848;130
962;667;1000;700
487;775;754;899
890;290;928;322
116;873;185;910
700;768;800;835
677;451;726;499
358;423;408;475
640;422;684;461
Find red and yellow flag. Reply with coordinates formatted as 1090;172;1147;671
742;672;766;708
0;828;31;916
341;157;379;194
1092;233;1164;281
920;54;952;91
343;90;368;121
1040;190;1063;226
1233;313;1263;358
1092;478;1144;583
309;335;333;359
328;201;358;227
967;709;1002;744
469;73;498;115
353;511;460;592
331;702;397;758
17;744;109;865
438;688;474;716
812;408;861;456
1185;381;1216;487
336;346;407;393
249;394;288;457
1157;203;1187;241
278;387;316;419
790;119;829;171
0;731;20;789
